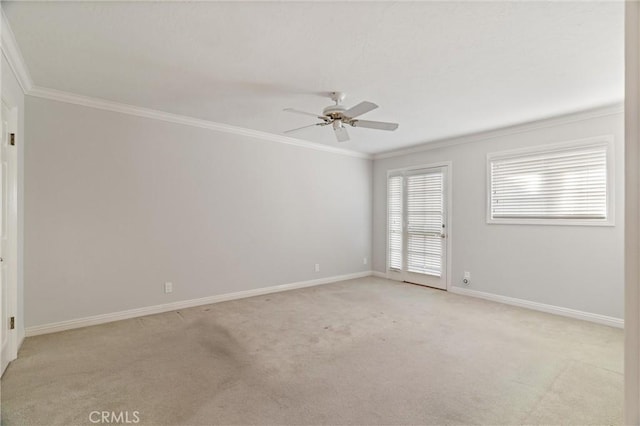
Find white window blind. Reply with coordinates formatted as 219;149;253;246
406;173;443;276
490;143;608;221
388;171;444;276
388;176;403;270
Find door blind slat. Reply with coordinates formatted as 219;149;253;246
387;176;403;270
406;173;443;276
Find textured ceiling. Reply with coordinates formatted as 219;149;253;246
4;1;624;154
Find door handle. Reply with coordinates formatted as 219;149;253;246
422;232;440;238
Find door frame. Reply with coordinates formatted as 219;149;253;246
625;1;640;423
0;98;18;375
385;161;453;290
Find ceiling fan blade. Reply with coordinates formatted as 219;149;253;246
334;125;350;142
284;123;323;134
283;108;326;120
343;101;378;118
351;119;399;131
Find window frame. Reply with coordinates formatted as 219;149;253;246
486;135;615;226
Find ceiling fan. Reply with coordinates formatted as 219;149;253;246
283;91;399;142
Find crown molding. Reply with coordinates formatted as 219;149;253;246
1;8;33;93
373;102;625;160
1;5;623;162
28;86;372;159
1;9;370;160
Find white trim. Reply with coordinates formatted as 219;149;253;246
485;134;614;161
446;163;453;291
373;103;624;160
0;8;624;162
625;1;640;423
0;98;19;374
0;9;33;93
371;271;388;278
485;135;615;227
25;271;373;337
0;10;368;160
27;86;370;159
386;160;453;176
449;286;623;329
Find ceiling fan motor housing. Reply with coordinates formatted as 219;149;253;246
323;105;347;119
325;91;348;119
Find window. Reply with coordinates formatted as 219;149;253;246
487;137;613;225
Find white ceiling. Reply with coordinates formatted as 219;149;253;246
4;1;624;155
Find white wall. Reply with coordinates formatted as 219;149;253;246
24;96;372;328
1;54;25;344
373;111;624;319
23;94;624;327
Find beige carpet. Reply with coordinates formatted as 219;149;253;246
1;277;623;425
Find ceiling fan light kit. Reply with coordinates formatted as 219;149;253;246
284;91;399;142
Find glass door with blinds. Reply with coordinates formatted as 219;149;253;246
387;166;448;290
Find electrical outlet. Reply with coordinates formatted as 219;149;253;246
363;257;368;265
164;282;173;294
463;272;471;286
315;264;320;273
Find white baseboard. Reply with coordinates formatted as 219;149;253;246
25;271;373;337
448;286;624;328
17;332;25;352
27;273;621;336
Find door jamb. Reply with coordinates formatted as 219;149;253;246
0;97;19;375
625;1;640;423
